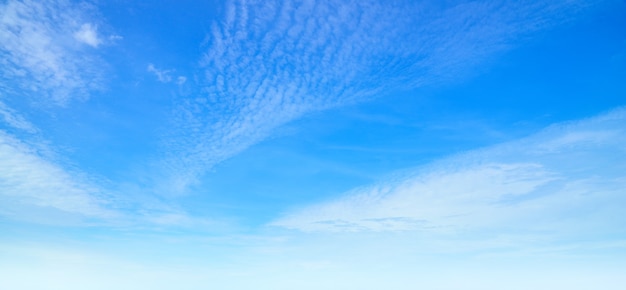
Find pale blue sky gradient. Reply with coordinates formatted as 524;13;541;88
1;0;625;289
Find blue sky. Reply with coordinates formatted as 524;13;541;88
1;0;625;289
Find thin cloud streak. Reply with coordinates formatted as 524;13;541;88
162;0;608;194
0;129;212;228
0;100;38;134
0;130;117;222
271;108;626;236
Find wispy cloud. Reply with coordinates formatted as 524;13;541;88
162;0;609;194
0;129;210;228
147;64;173;83
271;108;626;236
0;100;38;134
147;63;187;85
0;130;118;223
0;0;120;224
0;0;107;104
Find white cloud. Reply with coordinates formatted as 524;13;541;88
0;130;118;222
109;34;123;41
161;0;611;194
0;0;105;104
0;100;38;133
274;163;557;232
147;64;173;83
271;108;626;235
0;130;217;228
147;64;188;86
74;23;101;47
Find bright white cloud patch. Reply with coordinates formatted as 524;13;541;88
74;23;101;47
272;108;626;234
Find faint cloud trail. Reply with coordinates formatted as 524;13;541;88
0;100;38;134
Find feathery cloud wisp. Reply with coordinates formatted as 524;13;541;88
0;130;118;223
162;0;607;194
147;64;173;83
271;108;626;235
0;129;208;227
0;100;38;134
